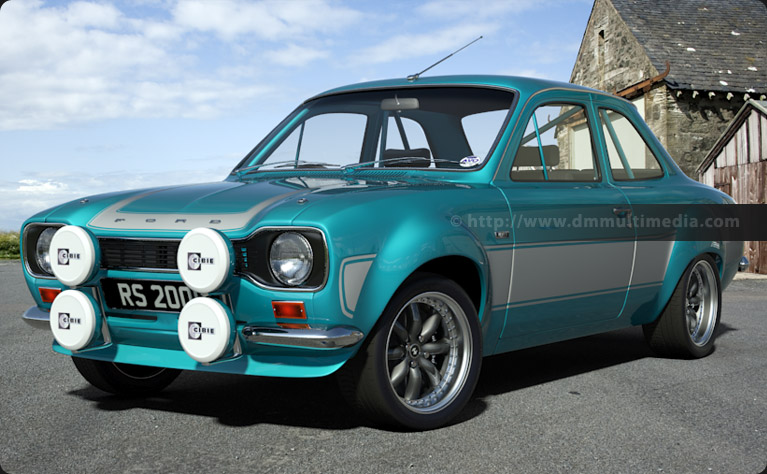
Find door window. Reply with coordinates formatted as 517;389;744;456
599;109;664;180
511;104;599;182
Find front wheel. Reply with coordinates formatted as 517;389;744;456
72;357;181;396
643;255;722;358
339;274;482;430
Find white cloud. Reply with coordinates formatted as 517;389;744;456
417;0;538;19
264;44;329;67
16;179;69;194
64;1;123;28
0;1;290;130
0;167;232;230
496;68;554;80
172;0;361;41
353;23;496;65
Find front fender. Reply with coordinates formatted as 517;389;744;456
346;214;488;343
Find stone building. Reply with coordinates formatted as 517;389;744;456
570;0;767;176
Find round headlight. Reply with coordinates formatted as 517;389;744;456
269;232;313;286
35;227;57;275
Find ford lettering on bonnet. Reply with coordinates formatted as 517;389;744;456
19;75;746;430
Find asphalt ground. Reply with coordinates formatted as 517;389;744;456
0;260;765;473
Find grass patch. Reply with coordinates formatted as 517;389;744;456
0;231;21;259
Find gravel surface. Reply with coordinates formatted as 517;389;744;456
1;261;765;473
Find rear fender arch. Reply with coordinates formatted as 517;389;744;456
640;241;726;325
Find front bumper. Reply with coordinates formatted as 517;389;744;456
22;306;50;330
21;305;364;350
243;325;364;349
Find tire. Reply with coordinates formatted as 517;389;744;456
338;273;482;430
72;357;181;396
643;255;721;359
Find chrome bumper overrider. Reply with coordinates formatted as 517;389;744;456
738;256;749;272
242;325;364;349
22;306;50;330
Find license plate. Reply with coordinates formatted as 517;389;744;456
102;279;202;312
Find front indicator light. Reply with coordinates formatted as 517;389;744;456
272;301;307;319
277;322;311;330
39;287;62;303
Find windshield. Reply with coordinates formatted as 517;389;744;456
234;87;515;173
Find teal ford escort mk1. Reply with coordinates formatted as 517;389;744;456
20;75;746;430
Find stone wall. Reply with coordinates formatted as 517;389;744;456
664;89;744;174
570;0;745;176
571;0;658;94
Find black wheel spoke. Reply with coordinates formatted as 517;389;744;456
390;359;408;387
392;321;408;343
404;366;422;400
420;314;441;341
688;296;701;306
418;357;441;388
688;278;699;298
388;346;405;360
422;339;450;355
408;303;422;341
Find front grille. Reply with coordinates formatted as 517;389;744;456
99;238;180;271
233;242;265;275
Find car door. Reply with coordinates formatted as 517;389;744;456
495;95;636;342
592;98;675;310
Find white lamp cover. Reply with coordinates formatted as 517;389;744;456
50;290;101;351
50;226;97;287
177;297;233;363
176;227;232;294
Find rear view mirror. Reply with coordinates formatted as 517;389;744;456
381;97;419;111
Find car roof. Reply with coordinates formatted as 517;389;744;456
307;75;606;103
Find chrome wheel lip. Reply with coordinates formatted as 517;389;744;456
385;291;473;415
685;260;719;347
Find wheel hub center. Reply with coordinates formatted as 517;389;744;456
408;344;421;358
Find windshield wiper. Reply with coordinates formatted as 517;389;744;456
235;160;340;175
342;157;465;172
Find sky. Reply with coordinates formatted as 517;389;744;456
0;0;593;231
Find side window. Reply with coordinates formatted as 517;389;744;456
511;104;599;182
262;113;367;167
599;109;664;180
374;115;434;166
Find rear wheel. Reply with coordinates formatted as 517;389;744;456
339;274;481;430
72;357;181;396
643;255;721;358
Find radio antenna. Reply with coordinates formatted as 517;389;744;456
407;36;483;82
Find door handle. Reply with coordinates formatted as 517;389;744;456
613;207;632;218
613;207;633;228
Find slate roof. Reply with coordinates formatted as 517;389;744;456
610;0;767;93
